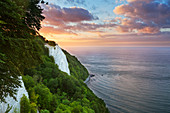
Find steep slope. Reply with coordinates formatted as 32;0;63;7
22;40;109;113
0;77;29;113
45;44;70;75
62;49;89;80
0;1;109;112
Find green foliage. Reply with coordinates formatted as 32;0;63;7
0;0;24;36
0;2;45;99
25;0;45;31
0;0;45;36
0;37;45;102
63;50;89;80
71;105;82;113
0;20;6;24
23;75;35;89
34;84;53;110
30;103;37;113
62;99;70;105
47;41;57;46
0;52;21;102
47;78;58;93
12;0;29;8
54;101;95;113
40;109;50;113
23;48;109;113
20;94;31;113
0;1;108;112
0;0;45;104
29;88;39;104
0;0;36;39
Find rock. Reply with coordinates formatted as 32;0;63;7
45;44;70;75
0;76;29;113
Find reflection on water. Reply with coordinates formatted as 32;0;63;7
65;47;170;113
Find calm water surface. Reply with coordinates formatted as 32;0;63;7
64;47;170;113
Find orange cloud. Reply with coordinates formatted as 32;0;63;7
114;4;133;16
40;26;76;35
138;27;160;34
40;4;114;36
113;0;170;34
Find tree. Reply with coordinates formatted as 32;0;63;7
29;88;39;104
34;84;52;110
40;109;50;113
22;75;35;89
0;0;45;39
71;105;82;113
0;0;45;102
30;103;37;113
20;94;31;113
0;52;21;102
24;0;45;31
47;78;58;93
0;0;23;39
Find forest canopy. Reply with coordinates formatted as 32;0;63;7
0;0;45;102
0;0;109;112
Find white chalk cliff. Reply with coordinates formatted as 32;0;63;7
0;44;70;113
45;44;70;75
0;76;29;113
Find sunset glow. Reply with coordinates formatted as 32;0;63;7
39;0;170;47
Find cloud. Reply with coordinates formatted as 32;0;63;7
64;22;117;32
40;4;119;36
40;22;117;36
40;26;77;35
113;0;170;34
42;4;98;24
40;4;106;35
64;0;86;5
138;27;160;34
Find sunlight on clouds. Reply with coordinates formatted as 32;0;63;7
39;0;170;47
113;0;170;34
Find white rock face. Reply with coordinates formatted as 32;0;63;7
0;44;70;113
45;44;70;75
0;76;29;113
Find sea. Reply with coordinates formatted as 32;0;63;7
64;47;170;113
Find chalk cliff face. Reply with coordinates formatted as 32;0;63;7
0;44;70;113
0;76;29;113
45;44;70;75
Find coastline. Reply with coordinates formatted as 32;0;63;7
84;74;110;112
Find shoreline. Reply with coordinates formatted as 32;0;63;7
84;75;90;83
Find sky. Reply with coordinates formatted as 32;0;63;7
39;0;170;47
